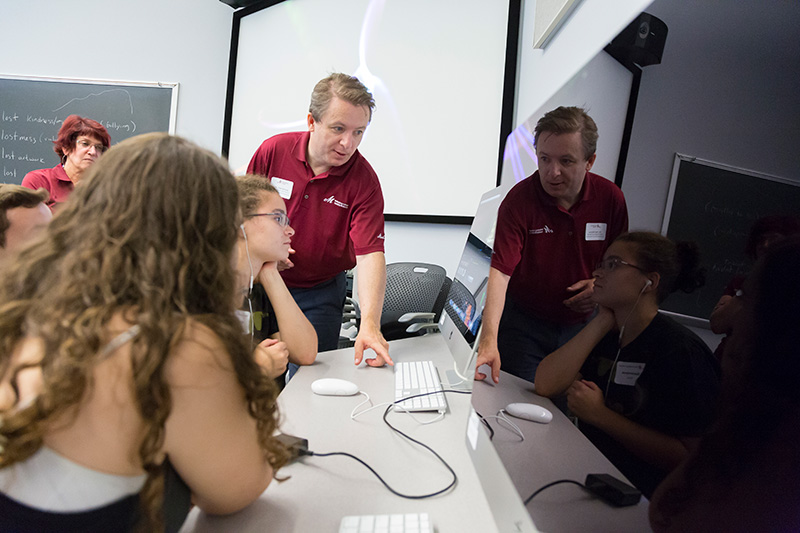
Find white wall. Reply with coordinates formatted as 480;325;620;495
0;0;669;282
386;0;650;276
0;0;233;154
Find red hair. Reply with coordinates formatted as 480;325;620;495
53;115;111;159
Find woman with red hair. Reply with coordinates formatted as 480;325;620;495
21;115;110;209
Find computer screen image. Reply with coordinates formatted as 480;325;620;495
443;232;491;346
438;186;501;389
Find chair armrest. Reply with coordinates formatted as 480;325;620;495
398;312;436;323
405;322;440;333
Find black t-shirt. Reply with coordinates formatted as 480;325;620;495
579;312;721;497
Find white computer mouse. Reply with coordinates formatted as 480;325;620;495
505;402;553;424
311;378;360;396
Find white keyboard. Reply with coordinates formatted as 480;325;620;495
394;360;447;412
339;512;433;533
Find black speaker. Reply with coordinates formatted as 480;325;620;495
605;13;668;67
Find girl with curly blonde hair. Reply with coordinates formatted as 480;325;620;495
0;133;288;532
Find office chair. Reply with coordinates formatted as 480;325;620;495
380;262;449;341
339;262;451;345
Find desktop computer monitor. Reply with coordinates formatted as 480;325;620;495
437;186;504;389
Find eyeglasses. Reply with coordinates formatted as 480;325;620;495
76;139;107;153
595;258;648;273
249;211;291;227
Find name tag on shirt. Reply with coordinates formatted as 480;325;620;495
270;177;294;200
613;361;646;386
585;222;607;241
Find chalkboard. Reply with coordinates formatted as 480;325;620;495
1;75;178;185
661;154;800;325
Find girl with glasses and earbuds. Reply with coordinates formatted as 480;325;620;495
534;232;720;498
235;175;317;387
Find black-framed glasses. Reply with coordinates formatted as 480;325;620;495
595;258;648;273
249;211;290;228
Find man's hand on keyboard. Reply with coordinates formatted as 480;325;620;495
354;322;393;367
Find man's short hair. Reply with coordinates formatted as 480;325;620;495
0;184;49;247
533;106;598;160
236;175;279;217
309;73;375;123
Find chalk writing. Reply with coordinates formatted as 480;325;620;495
52;88;135;115
1;130;38;144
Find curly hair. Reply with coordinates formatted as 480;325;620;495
0;133;288;530
236;174;279;217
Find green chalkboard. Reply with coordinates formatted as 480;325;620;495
661;154;800;324
1;75;178;185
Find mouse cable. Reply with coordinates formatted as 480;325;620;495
301;389;470;500
478;410;524;441
523;479;587;505
473;410;495;440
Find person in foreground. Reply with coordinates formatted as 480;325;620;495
534;232;720;498
650;236;800;532
0;184;52;267
248;73;391;369
0;133;288;532
21;115;110;209
475;106;628;384
236;175;317;387
708;214;800;362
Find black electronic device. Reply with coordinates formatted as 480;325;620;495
275;433;309;463
605;12;668;67
584;474;642;507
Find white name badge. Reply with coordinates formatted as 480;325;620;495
270;177;294;200
613;361;646;386
585;222;607;241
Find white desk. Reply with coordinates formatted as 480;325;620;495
180;333;651;532
470;370;652;532
180;333;498;533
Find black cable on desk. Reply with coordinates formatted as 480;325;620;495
302;389;471;500
523;479;587;505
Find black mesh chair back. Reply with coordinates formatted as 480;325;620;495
380;262;448;341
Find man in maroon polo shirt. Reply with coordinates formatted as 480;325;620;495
475;106;628;384
248;73;391;370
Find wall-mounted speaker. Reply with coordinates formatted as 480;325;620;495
605;13;668;67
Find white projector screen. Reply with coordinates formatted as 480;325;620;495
224;0;516;221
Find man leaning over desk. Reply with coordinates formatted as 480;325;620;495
475;106;628;384
248;73;391;370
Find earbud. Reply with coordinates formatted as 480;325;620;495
642;279;653;291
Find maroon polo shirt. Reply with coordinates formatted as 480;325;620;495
21;164;73;210
491;171;628;324
248;131;385;288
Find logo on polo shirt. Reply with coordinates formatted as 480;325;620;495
323;195;349;209
377;233;385;240
529;225;554;235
